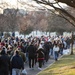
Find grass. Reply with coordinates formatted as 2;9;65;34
38;50;75;75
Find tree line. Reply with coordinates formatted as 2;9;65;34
0;8;74;35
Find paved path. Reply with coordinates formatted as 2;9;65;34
24;47;72;75
24;56;55;75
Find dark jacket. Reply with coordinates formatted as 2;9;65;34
43;42;50;54
11;54;24;69
0;55;10;69
0;50;10;75
37;48;44;60
27;44;36;57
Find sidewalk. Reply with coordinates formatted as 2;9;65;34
24;47;71;75
24;56;55;75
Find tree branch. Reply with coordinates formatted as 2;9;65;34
33;0;75;27
55;0;75;8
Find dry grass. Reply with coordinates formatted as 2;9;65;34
38;53;75;75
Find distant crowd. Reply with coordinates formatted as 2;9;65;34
0;35;72;75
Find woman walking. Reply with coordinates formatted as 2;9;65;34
37;47;44;70
53;44;59;61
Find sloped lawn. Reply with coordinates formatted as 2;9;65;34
38;54;75;75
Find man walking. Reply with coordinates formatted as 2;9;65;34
11;50;24;75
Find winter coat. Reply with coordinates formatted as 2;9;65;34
37;48;44;60
27;45;36;58
0;50;10;74
11;54;24;69
19;51;26;62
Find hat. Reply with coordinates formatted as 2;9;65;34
8;45;11;48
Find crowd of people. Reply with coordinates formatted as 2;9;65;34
0;35;72;75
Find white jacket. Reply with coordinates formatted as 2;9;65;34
53;46;59;52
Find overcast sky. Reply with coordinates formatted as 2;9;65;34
0;0;63;5
0;0;67;10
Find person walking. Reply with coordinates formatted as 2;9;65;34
43;42;50;62
11;50;24;75
37;48;44;70
53;44;59;61
0;48;10;75
26;42;36;69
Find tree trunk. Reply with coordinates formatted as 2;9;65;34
70;32;74;55
71;43;73;55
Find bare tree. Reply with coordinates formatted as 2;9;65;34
33;0;75;55
33;0;75;27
